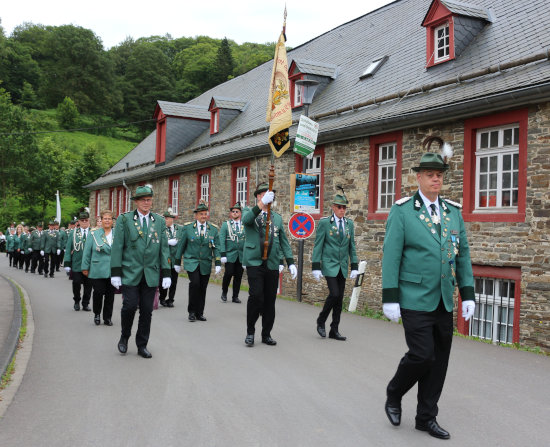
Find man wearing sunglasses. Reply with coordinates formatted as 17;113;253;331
312;192;359;341
219;202;245;303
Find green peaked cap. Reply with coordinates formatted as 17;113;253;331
332;194;349;206
194;201;209;213
229;202;242;211
412;152;449;172
253;182;276;197
132;185;154;200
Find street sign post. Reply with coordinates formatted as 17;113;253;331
288;212;315;240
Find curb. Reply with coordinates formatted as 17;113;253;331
0;275;21;379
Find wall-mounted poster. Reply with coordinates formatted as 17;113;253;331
290;173;317;212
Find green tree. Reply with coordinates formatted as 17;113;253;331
212;37;235;85
56;96;80;129
20;81;39;108
66;144;109;203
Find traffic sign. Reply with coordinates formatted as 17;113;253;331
288;213;315;239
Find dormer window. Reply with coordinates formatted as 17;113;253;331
434;23;450;63
210;109;219;134
360;56;388;79
294;80;303;107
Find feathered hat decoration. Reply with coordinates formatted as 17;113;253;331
441;142;453;164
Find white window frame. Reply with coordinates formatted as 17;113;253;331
434;23;450;63
95;191;101;217
110;189;116;212
474;124;519;212
235;167;248;206
294;82;303;107
125;189;131;212
377;142;397;211
200;173;210;204
117;188;123;216
469;276;515;344
211;110;219;134
304;154;322;213
171;179;179;215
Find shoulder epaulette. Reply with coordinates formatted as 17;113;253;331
209;223;219;229
442;198;462;209
320;216;330;220
184;221;193;226
395;196;412;206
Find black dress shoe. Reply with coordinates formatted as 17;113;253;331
317;325;326;338
167;302;174;308
82;305;91;311
49;274;54;278
415;419;450;439
44;273;48;278
94;314;101;325
262;336;277;346
196;315;207;321
232;298;241;303
245;334;254;347
118;337;128;354
385;400;402;426
137;347;152;359
221;293;227;302
104;319;113;326
74;302;80;311
159;299;168;307
328;330;347;341
188;313;196;321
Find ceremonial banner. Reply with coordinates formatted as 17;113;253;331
266;30;292;157
55;190;62;224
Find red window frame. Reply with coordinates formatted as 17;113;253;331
463;109;527;223
457;265;521;344
95;190;101;218
210;109;220;134
294;146;325;220
368;131;403;220
423;0;455;67
289;72;304;108
230;160;250;207
196;168;212;206
168;175;180;215
155;114;167;164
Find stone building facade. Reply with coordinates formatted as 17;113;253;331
87;0;550;351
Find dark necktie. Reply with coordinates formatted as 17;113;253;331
235;222;240;233
430;204;441;236
82;229;87;241
200;224;204;236
143;216;148;234
338;219;344;241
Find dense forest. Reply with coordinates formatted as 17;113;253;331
0;21;278;228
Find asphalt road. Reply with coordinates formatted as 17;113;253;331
0;262;549;446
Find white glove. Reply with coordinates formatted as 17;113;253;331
221;257;227;264
57;249;61;255
289;264;297;280
242;265;246;271
40;250;44;256
215;266;221;275
162;277;171;289
383;303;401;323
279;265;284;273
350;270;359;279
64;267;71;273
111;276;122;288
28;248;33;252
462;300;476;322
261;190;275;205
312;270;323;281
174;265;181;273
168;238;178;246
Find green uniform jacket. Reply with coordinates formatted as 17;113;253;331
165;223;185;267
110;210;171;287
29;230;43;251
175;221;221;275
6;234;15;252
13;235;22;251
64;228;88;272
40;230;59;254
241;205;294;271
382;191;475;312
312;214;359;276
81;228;113;279
219;220;245;263
57;230;68;251
20;233;30;252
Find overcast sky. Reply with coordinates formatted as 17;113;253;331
1;0;395;49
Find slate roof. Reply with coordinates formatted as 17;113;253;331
155;101;210;120
290;59;339;79
441;0;490;20
211;97;248;111
89;0;550;188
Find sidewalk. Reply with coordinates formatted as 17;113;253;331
0;273;21;378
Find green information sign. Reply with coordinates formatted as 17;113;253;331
293;115;319;157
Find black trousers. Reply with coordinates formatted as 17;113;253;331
121;275;156;348
56;250;64;271
91;278;115;321
31;250;43;273
43;252;56;276
159;267;179;303
8;251;14;266
187;267;210;316
317;271;346;331
24;252;31;271
386;299;453;423
222;260;244;300
246;264;279;337
72;271;92;306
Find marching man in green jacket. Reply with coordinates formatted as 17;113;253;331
40;219;59;278
111;185;171;359
382;152;476;440
312;190;359;341
29;222;44;274
158;208;183;308
242;183;297;347
175;201;221;322
219;202;245;303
